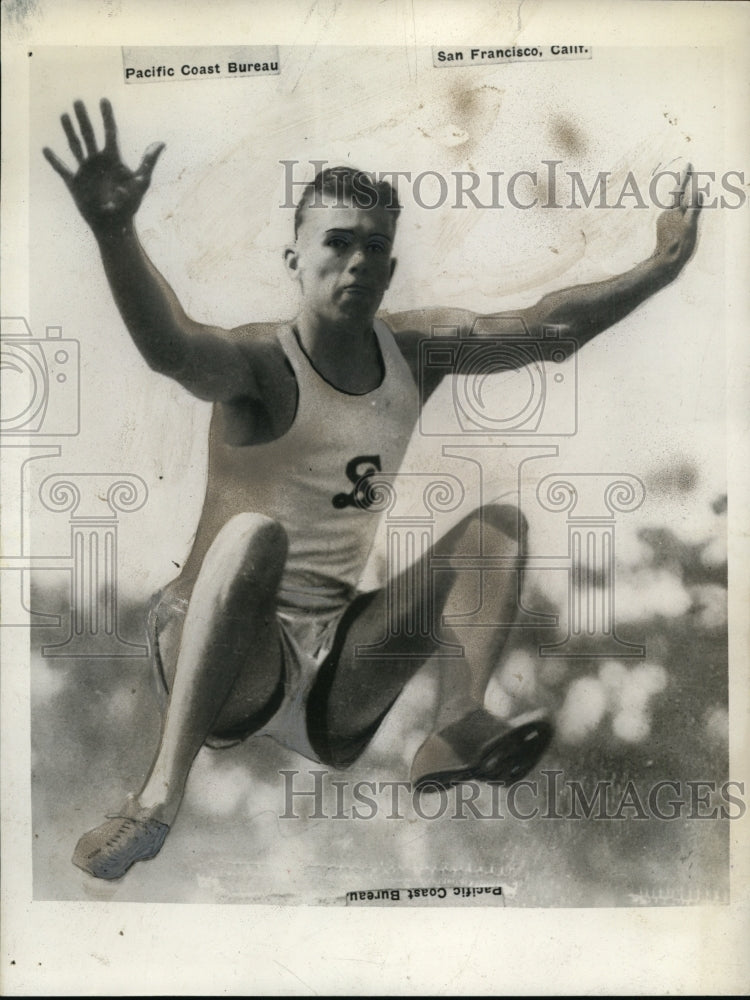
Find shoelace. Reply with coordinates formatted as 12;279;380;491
103;819;138;850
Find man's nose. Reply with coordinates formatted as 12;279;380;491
348;246;368;270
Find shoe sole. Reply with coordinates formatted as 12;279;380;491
413;720;554;793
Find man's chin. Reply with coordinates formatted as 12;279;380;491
336;296;380;322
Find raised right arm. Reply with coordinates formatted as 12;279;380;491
43;98;259;402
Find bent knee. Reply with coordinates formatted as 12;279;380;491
451;503;528;547
212;512;288;562
481;503;528;544
202;513;288;590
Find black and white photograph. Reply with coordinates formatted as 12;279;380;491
2;0;749;994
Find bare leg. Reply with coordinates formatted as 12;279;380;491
309;504;532;765
137;512;287;824
73;513;287;879
431;509;526;731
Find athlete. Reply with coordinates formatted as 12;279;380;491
44;99;702;880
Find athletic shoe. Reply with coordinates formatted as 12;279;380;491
72;798;169;880
410;707;553;792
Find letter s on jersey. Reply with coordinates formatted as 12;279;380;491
332;455;382;509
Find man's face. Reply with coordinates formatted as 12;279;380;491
285;194;397;326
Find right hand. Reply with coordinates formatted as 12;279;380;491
43;98;165;234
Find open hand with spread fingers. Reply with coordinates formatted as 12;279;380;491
43;98;165;236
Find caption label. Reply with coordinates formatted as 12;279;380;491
433;45;591;67
346;886;505;906
121;46;280;83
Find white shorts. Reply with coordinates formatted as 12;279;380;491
148;589;348;764
248;606;346;762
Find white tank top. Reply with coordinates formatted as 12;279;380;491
185;318;420;613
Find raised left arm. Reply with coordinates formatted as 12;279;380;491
388;164;702;400
520;164;702;347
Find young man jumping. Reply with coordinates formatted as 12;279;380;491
43;99;702;880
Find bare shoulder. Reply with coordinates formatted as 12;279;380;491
226;320;288;354
382;306;529;343
217;320;298;445
381;306;478;342
379;307;477;398
380;306;533;401
227;320;294;387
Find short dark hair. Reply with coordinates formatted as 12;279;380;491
294;166;401;237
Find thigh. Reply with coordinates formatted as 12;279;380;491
151;582;286;739
306;503;525;765
305;554;456;766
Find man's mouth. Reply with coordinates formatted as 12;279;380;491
341;283;372;295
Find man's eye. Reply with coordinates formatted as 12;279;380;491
368;243;386;253
327;237;348;248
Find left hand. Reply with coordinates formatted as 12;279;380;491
652;164;703;279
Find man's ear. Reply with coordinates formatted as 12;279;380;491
283;246;300;280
